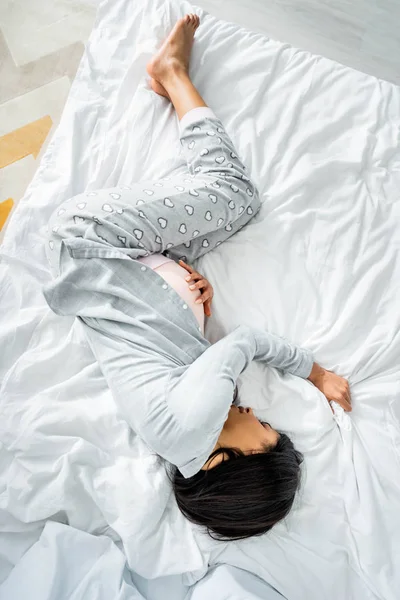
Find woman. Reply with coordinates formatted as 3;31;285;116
44;14;351;541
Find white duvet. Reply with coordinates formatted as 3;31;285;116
1;0;399;598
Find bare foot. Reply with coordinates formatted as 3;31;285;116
150;78;170;100
147;13;200;96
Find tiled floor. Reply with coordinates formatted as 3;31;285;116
1;0;399;239
0;0;96;240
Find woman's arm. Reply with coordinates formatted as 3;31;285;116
168;325;314;436
233;327;352;412
170;326;351;442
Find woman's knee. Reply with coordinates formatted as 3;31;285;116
224;173;260;211
247;183;261;214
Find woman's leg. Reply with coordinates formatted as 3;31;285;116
147;14;207;119
47;14;260;270
144;14;261;261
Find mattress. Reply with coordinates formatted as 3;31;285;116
0;0;399;598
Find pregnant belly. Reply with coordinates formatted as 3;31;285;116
138;254;205;332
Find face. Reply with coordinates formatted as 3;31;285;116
202;405;281;470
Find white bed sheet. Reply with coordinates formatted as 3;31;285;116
1;0;399;598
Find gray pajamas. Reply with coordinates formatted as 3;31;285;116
46;110;258;272
44;110;314;477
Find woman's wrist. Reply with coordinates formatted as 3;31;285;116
307;362;326;385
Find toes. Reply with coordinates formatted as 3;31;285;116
183;14;199;30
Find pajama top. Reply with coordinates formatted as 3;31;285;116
43;107;314;478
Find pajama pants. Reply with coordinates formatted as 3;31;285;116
46;107;261;274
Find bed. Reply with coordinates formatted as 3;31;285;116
1;0;399;598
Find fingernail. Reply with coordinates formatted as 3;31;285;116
189;285;195;290
185;276;191;281
195;299;202;304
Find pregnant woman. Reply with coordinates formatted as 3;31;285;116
44;14;351;541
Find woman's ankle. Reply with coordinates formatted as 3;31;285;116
160;61;190;88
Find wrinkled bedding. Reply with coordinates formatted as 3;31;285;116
0;0;399;598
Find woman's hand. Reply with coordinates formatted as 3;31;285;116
179;260;214;317
308;363;352;412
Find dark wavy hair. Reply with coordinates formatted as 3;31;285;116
168;432;303;541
